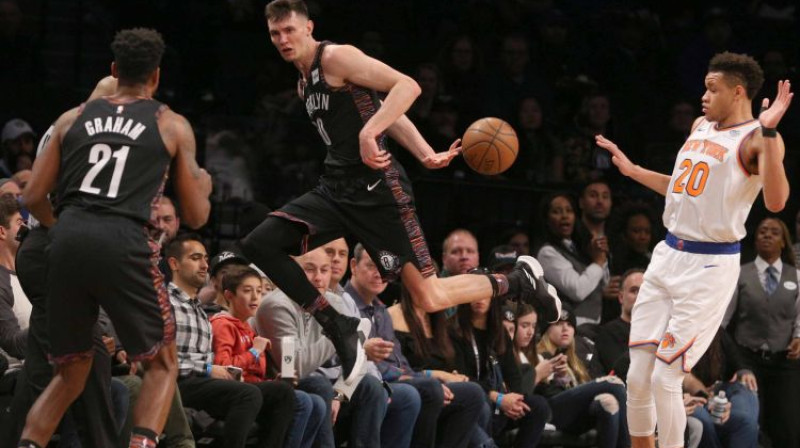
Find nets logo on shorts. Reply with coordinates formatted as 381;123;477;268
378;250;400;273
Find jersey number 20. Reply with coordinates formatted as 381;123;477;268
79;143;130;198
671;159;709;197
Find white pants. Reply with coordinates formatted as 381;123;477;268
626;241;739;447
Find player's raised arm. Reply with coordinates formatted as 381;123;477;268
167;112;212;228
23;108;79;228
755;80;792;212
595;134;671;196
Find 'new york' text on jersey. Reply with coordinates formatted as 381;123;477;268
664;118;763;242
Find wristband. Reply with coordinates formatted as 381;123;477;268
425;369;432;378
495;393;504;410
206;363;212;377
249;348;261;362
762;127;777;138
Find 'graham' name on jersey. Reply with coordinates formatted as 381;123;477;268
305;93;330;117
84;116;146;140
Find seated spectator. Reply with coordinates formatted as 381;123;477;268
387;287;487;447
723;216;800;448
198;250;251;315
0;118;36;177
211;265;324;448
683;328;759;448
452;296;550;447
610;202;656;277
0;193;29;365
344;242;460;448
504;228;531;256
254;247;420;448
508;96;565;183
536;309;629;448
501;301;517;340
437;34;486;126
166;233;296;448
537;192;609;325
594;269;645;376
0;178;20;198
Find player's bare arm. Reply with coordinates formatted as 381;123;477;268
385;115;462;169
322;44;421;170
595;134;671;196
23;108;80;228
163;111;212;228
87;76;118;101
747;80;793;212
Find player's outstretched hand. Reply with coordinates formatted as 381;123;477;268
359;133;392;169
759;80;794;129
595;134;635;177
422;138;462;170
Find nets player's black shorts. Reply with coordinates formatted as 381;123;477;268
269;162;435;281
47;209;174;364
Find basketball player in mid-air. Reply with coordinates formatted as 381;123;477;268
239;0;562;384
596;52;792;448
18;29;212;448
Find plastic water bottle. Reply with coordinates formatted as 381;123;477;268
710;391;729;424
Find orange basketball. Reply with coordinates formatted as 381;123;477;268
461;117;519;175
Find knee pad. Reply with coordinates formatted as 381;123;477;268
594;393;619;415
650;360;685;395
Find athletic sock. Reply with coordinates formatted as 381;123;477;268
130;427;159;448
487;273;511;298
18;440;42;448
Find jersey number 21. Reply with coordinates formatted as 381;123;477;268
79;143;130;198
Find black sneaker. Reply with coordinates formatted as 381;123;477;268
321;314;371;385
512;255;562;323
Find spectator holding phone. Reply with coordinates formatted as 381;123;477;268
211;264;325;448
536;308;629;448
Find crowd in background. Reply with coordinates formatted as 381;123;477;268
1;0;800;447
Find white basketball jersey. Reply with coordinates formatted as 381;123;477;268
663;118;763;242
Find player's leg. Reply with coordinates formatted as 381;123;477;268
399;255;561;320
625;244;675;448
651;250;740;448
238;191;367;384
97;218;181;447
19;215;100;447
627;348;658;448
131;344;178;445
346;167;560;320
18;357;94;447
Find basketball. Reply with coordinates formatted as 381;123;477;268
461;117;519;175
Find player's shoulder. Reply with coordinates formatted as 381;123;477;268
320;43;364;67
690;116;706;133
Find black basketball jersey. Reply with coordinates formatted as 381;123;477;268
301;41;388;171
57;98;171;224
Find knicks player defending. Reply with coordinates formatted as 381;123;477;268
18;29;212;448
240;0;561;385
596;52;792;448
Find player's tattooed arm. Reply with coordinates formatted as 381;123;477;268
171;112;212;228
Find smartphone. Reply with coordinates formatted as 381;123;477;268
226;366;243;381
555;347;568;357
